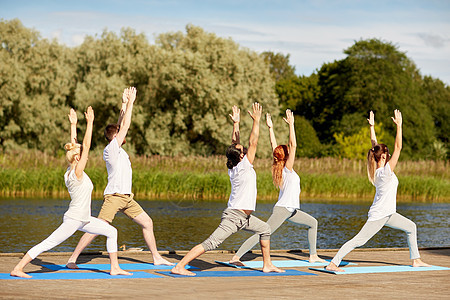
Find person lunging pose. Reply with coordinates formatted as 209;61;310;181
66;87;173;268
326;110;430;272
229;109;326;266
171;103;284;276
11;107;131;278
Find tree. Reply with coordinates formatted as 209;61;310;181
0;19;75;153
313;39;436;159
261;51;296;82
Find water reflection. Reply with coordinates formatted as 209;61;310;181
0;198;449;254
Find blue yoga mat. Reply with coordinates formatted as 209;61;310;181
1;271;162;280
309;265;450;275
43;263;196;271
215;259;355;269
157;269;316;278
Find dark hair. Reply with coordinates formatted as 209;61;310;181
104;124;120;142
226;144;242;169
272;145;289;188
367;143;390;184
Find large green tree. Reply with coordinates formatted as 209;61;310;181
311;39;436;159
0;19;75;153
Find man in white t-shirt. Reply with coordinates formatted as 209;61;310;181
66;87;173;267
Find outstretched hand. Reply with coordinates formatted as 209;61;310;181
283;109;294;125
367;111;375;126
391;109;402;126
266;113;273;128
128;87;137;104
229;105;240;123
248;102;262;121
68;108;77;125
85;106;94;123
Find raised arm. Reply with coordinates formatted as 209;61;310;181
75;106;94;180
229;105;240;144
117;88;129;128
266;113;277;151
246;102;262;164
367;110;377;147
68;108;78;144
388;109;402;172
115;87;136;146
284;109;296;171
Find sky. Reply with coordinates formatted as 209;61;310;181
1;0;450;84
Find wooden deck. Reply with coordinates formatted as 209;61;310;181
1;247;449;299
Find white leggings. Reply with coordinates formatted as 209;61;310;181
27;216;118;259
235;206;319;258
331;213;420;266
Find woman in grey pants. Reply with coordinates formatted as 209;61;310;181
171;103;283;276
326;110;430;272
229;109;326;266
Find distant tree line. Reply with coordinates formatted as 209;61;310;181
1;19;448;159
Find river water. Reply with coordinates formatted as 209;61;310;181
1;198;449;254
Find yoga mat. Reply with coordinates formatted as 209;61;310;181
309;265;450;275
1;271;162;280
43;263;196;271
157;269;316;278
215;259;355;269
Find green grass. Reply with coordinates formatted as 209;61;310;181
0;151;448;202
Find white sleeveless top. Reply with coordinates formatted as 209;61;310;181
275;167;301;211
103;138;132;195
368;162;398;221
227;155;257;211
64;168;93;222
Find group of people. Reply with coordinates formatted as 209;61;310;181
11;87;429;278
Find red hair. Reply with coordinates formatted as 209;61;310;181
272;145;289;188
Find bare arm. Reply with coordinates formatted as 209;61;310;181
75;106;94;180
117;88;129;127
229;105;240;144
284;109;296;171
68;108;78;144
266;113;277;151
388;109;402;172
115;87;136;146
246;102;262;164
367;110;377;147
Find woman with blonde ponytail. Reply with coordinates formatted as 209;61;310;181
230;109;326;265
11;107;131;278
326;110;430;272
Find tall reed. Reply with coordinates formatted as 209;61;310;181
0;151;448;202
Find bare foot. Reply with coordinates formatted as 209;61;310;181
262;264;285;273
66;262;79;269
10;269;32;278
309;254;328;263
228;260;247;267
171;265;196;276
153;257;175;266
325;262;344;272
110;268;133;276
412;259;431;267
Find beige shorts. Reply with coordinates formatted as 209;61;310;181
98;193;144;223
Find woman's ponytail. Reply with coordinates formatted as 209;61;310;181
64;142;81;164
272;145;289;188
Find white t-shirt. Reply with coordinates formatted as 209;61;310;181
275;167;301;211
227;155;257;211
64;168;93;222
368;162;398;221
103;138;132;195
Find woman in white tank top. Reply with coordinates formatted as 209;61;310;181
11;107;131;278
231;109;326;264
326;110;430;272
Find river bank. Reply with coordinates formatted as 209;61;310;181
1;151;448;202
